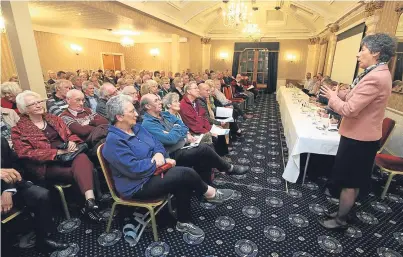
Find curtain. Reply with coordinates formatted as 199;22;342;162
393;53;403;81
232;52;241;77
267;52;278;94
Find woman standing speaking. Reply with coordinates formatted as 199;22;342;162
319;33;397;230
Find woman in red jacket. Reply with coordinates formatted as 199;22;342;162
11;90;101;222
1;82;22;114
319;33;397;230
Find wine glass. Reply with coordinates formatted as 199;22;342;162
322;117;329;135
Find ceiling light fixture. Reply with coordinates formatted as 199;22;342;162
112;30;141;36
120;36;135;47
242;23;261;41
222;0;249;28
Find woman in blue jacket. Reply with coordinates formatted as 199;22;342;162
102;95;232;238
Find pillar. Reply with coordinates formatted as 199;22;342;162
2;1;46;97
201;37;211;72
324;24;339;76
171;34;180;73
306;37;320;75
317;38;328;75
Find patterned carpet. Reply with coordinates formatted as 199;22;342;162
6;94;403;257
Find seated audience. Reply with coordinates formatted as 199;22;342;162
180;82;228;155
212;79;252;119
103;70;115;85
83;81;100;112
61;89;108;141
8;75;19;83
114;71;122;84
1;107;20;146
392;80;403;93
46;80;72;116
57;71;67;80
47;70;57;85
116;78;126;91
12;90;102;222
1;136;70;253
96;83;118;118
102;95;233;238
317;78;334;105
140;80;159;96
302;72;312;94
141;93;247;183
171;77;184;100
231;74;254;108
1;82;22;114
158;77;171;98
71;75;84;92
122;85;141;113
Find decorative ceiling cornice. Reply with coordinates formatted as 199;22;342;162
201;37;211;44
328;23;339;33
364;0;384;17
309;37;320;44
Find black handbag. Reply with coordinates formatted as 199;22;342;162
56;142;88;162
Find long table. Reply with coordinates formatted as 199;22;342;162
277;87;341;183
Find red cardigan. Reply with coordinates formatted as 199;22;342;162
11;113;82;178
179;94;211;134
1;97;20;114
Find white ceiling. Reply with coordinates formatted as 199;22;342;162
26;1;367;43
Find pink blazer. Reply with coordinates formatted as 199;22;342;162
329;64;391;142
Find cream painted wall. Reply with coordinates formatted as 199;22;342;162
210;39;309;80
34;31;123;74
1;33;17;82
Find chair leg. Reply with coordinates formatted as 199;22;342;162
381;173;394;199
106;202;118;233
54;185;71;220
148;207;159;242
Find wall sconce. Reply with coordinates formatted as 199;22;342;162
150;48;160;57
286;53;296;63
70;44;83;55
219;52;229;60
0;16;5;33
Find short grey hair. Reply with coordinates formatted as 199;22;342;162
162;92;179;109
66;89;84;99
184;81;197;94
122;85;137;95
140;94;152;109
82;81;94;91
1;82;22;97
54;80;72;91
16;90;41;114
361;33;397;63
99;83;115;99
106;94;133;125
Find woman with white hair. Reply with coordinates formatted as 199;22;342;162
140;80;159;96
11;90;102;222
1;82;22;114
102;95;231;238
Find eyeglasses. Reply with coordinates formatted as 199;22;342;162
26;99;47;108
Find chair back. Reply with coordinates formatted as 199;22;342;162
97;143;121;202
223;87;232;100
379;117;396;153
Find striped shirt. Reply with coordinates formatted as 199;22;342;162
46;94;68;117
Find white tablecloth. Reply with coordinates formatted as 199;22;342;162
277;87;341;183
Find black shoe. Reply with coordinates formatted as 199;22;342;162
81;199;102;222
226;165;248;175
324;211;355;222
36;238;69;253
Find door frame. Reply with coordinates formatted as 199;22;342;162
100;52;125;71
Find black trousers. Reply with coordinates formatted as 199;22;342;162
132;167;208;222
15;185;56;240
171;143;231;183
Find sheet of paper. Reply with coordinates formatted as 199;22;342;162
181;134;205;149
210;125;230;135
216;117;234;123
247;85;254;90
216;107;233;118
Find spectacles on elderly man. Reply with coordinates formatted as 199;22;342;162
26;99;47;108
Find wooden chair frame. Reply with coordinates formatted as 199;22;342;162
379;166;403;199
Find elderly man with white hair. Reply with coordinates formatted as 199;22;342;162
61;89;108;142
96;82;118;118
82;81;100;112
46;79;72;116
